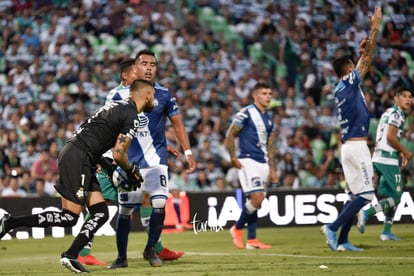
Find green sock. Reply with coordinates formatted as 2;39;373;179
155;241;164;254
140;206;153;220
79;213;92;257
140;206;164;253
383;222;392;233
367;205;376;216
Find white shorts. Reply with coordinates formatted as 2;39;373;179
118;165;169;207
341;140;375;196
237;158;268;195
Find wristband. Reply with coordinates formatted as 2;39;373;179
184;149;192;156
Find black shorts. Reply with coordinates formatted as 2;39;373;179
55;142;101;205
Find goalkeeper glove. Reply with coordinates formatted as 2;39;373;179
125;164;143;190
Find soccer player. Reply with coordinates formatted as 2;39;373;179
77;58;187;267
357;89;413;240
0;79;154;273
320;6;382;252
108;49;196;268
225;82;278;249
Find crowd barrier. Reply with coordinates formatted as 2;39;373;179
1;188;413;240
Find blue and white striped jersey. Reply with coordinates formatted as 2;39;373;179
106;83;179;168
232;104;273;163
334;68;370;143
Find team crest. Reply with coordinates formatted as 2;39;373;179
138;114;150;128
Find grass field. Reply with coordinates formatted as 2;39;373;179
0;224;413;275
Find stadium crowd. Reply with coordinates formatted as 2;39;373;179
0;0;413;197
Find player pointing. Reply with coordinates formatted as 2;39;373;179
321;6;382;252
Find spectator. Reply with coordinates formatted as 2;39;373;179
1;175;27;197
30;148;58;181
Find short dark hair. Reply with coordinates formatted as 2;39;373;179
135;49;157;63
395;88;412;96
332;56;352;77
130;78;154;93
253;82;270;91
119;58;135;73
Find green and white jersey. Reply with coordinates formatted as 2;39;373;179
372;105;405;166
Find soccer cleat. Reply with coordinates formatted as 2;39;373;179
356;209;368;234
246;239;272;249
0;213;10;240
107;257;128;269
230;225;244;249
78;254;107;266
60;253;90;273
320;224;337;251
143;247;163;267
158;248;185;261
380;232;400;241
337;242;364;252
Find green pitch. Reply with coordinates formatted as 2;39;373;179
0;224;413;275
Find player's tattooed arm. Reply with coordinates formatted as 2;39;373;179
267;132;279;184
356;6;381;78
267;133;276;169
225;123;242;169
112;133;133;171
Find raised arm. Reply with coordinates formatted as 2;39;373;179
356;6;382;78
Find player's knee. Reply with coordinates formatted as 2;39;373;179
151;197;166;209
392;194;401;206
249;192;265;209
360;193;374;202
89;202;109;222
119;206;134;216
60;209;80;227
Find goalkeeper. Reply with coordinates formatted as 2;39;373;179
0;79;153;274
357;89;413;240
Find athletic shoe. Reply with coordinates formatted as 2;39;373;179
380;232;401;241
143;247;163;267
78;254;107;266
60;253;90;273
229;225;244;249
246;239;272;249
107;257;128;269
158;248;185;261
320;224;337;251
337;242;364;252
0;213;10;240
356;209;368;234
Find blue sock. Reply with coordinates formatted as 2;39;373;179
330;196;369;231
145;208;165;250
173;200;181;223
116;214;130;258
247;211;258;240
337;214;353;244
235;206;250;229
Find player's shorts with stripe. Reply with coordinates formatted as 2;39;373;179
118;164;169;207
341;140;375;196
55;142;101;205
374;162;402;199
237;158;268;195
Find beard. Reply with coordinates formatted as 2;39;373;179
143;101;154;112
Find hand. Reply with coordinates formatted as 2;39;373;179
230;156;242;169
167;145;180;159
185;154;196;173
370;6;382;30
126;164;143;190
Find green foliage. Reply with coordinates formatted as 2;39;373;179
0;224;413;275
